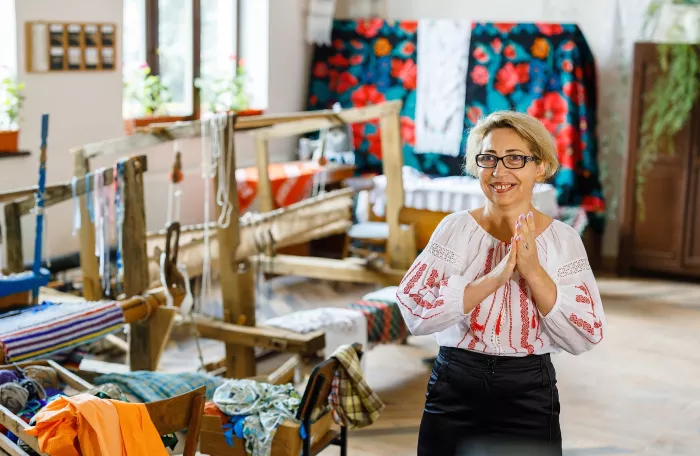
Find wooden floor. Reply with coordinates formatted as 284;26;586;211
310;275;700;456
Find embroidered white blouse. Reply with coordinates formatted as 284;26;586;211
396;211;605;356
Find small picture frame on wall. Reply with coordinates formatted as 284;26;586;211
84;24;99;47
85;47;99;70
49;24;64;47
67;24;82;47
68;47;81;70
49;47;64;71
101;48;114;69
101;24;115;46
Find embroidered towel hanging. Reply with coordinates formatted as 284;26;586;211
306;0;337;46
414;19;472;157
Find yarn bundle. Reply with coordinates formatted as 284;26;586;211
0;366;55;415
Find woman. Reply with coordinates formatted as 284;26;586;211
396;111;605;456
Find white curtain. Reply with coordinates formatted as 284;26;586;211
0;0;17;77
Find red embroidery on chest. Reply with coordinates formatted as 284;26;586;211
483;247;495;274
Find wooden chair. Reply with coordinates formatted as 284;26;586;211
144;386;206;456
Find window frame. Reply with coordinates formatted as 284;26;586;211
144;0;240;120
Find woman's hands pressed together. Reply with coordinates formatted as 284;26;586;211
513;211;543;280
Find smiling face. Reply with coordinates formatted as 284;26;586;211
478;127;546;209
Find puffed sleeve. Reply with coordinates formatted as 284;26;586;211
395;214;471;336
539;230;606;355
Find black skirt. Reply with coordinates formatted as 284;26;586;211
418;346;562;456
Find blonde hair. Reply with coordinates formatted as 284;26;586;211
463;110;559;180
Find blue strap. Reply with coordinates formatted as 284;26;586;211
221;415;248;447
300;422;308;440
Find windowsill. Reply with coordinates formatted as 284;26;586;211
0;151;30;159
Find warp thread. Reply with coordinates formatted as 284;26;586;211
24;365;59;390
0;383;29;414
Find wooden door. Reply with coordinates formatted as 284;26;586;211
682;109;700;273
619;43;693;275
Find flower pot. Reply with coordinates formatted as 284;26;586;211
0;130;19;152
123;116;187;135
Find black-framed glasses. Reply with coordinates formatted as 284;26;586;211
475;154;538;169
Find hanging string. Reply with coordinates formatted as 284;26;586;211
0;220;6;277
199;117;214;310
43;212;51;269
85;171;95;223
217;114;234;228
93;169;112;295
167;142;184;226
71;176;81;236
114;160;127;296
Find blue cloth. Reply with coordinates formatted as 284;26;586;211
94;371;225;403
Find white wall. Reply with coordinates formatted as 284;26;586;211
2;0;311;263
334;0;654;257
3;0;124;263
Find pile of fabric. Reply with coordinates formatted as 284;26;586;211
204;345;384;456
307;19;606;233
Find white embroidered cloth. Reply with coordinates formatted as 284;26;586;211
356;167;559;221
414;19;472;156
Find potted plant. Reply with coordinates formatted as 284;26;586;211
637;0;700;218
195;57;262;117
123;63;180;134
0;77;25;152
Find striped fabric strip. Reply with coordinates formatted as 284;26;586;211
0;301;125;363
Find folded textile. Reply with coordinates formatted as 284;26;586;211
0;300;124;363
94;371;224;403
328;344;384;428
213;379;301;456
24;393;168;456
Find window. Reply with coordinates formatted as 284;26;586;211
122;0;238;119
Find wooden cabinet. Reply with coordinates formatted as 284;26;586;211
618;42;700;278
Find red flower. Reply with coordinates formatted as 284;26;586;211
563;81;586;104
351;85;386;107
495;63;519;95
402;41;416;55
470;65;489;86
554;125;580;167
333;39;344;50
337;72;359;93
367;131;382;158
527;92;568;133
313;62;328;78
401;116;415;146
309;95;318;106
391;59;417;90
351;124;364;150
356;19;384;38
349;55;364;65
328;70;339;92
515;63;530;84
351;40;364;49
504;45;516;60
575;67;583;79
399;21;418;34
473;46;489;63
536;23;563;36
328;54;349;67
492;38;503;53
562;60;574;72
562;40;575;51
581;196;605;213
494;23;516;34
467;106;483;125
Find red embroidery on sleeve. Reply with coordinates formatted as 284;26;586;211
569;282;603;343
425;268;440;288
518;278;534;355
402;263;427;294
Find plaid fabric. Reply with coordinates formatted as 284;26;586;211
347;299;408;344
94;371;225;403
328;345;384;429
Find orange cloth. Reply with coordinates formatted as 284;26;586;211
203;401;228;425
24;394;168;456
